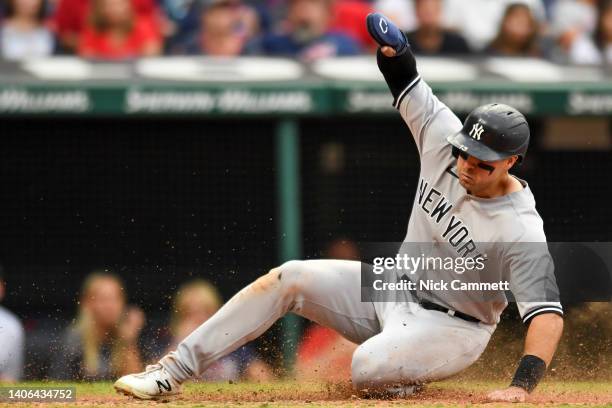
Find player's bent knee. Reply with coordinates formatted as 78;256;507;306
250;261;301;294
251;260;316;302
268;260;306;294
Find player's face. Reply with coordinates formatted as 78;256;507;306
456;152;517;196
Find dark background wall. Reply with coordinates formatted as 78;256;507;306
0;118;278;318
0;116;610;377
2;116;611;316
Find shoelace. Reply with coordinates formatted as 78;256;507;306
134;364;162;378
145;364;162;372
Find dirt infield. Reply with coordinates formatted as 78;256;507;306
3;380;611;407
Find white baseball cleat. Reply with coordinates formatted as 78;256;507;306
114;364;182;400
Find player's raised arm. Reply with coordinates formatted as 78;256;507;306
366;12;417;105
366;13;462;156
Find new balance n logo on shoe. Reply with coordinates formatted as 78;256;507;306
157;380;172;393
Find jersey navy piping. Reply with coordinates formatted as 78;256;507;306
393;75;421;109
522;306;564;324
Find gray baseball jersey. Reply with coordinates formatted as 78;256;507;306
158;72;563;393
396;76;563;325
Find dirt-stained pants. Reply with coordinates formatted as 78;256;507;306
160;260;493;393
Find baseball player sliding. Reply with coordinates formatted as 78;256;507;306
114;13;564;403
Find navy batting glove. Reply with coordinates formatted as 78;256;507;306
366;12;409;55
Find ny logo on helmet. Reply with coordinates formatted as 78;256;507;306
469;123;484;140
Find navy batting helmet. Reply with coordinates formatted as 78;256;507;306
447;103;530;164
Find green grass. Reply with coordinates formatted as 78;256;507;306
2;380;610;407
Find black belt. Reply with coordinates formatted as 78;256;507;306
420;300;481;323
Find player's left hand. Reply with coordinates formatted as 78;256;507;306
366;12;408;55
486;386;528;402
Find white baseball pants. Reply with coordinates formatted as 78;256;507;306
159;260;494;393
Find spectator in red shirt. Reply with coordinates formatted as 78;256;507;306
53;0;158;52
294;323;357;382
329;0;374;50
77;0;161;59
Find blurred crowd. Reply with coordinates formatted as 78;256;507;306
0;239;360;382
0;267;276;381
0;0;611;64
